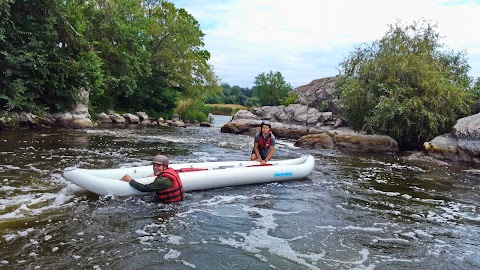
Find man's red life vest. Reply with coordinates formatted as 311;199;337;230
155;167;185;203
257;132;272;150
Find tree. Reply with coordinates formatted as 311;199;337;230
205;83;253;106
81;0;150;112
336;20;475;149
471;77;480;114
0;0;104;113
0;0;220;121
253;71;291;106
245;96;261;107
137;1;220;117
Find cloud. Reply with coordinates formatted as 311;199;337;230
172;0;480;88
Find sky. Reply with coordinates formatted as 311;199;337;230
171;0;480;88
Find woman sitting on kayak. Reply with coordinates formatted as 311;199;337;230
251;121;275;164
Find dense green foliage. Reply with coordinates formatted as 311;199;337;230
0;0;220;120
0;0;104;114
175;98;210;122
244;96;261;107
281;92;297;106
472;77;480;114
336;20;475;149
205;83;254;106
253;71;292;106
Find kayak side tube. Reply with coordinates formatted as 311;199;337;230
63;155;315;196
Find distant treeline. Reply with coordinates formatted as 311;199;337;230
208;71;296;109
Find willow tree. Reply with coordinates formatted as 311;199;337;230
336;20;475;149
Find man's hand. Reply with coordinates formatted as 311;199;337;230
121;174;133;182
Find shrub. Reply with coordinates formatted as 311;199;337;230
175;99;211;122
281;92;297;106
336;20;474;149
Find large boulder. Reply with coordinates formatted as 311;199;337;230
109;113;126;123
136;112;152;125
454;113;480;138
292;76;341;115
123;113;140;124
295;129;398;153
249;104;344;128
331;131;399;153
42;89;94;128
233;110;257;120
97;112;112;123
167;119;186;128
294;133;335;149
70;118;94;128
423;134;460;162
221;118;260;134
423;113;480;164
72;103;89;116
135;112;149;122
271;123;310;139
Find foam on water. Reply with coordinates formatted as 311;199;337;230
314;225;385;232
0;164;21;170
1;119;479;269
163;249;181;259
190;152;219;162
364;159;426;173
0;172;79;222
275;139;299;149
178;194;378;269
166;235;183;245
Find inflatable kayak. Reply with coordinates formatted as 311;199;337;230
63;155;315;196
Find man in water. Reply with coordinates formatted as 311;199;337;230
121;155;185;203
251;121;276;164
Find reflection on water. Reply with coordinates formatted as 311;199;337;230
0;115;479;269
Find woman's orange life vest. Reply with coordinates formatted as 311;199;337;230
155;167;185;203
257;132;272;150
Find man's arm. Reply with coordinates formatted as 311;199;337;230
264;145;275;162
127;176;173;192
264;136;276;162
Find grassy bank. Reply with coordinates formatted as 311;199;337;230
206;104;249;116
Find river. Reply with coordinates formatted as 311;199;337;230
0;115;479;269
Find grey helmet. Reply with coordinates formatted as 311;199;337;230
152;155;169;166
260;121;271;129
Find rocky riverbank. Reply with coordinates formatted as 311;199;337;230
2;75;480;167
0;110;212;130
219;76;480;167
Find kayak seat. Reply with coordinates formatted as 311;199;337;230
247;164;273;167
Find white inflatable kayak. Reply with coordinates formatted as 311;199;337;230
63;155;315;196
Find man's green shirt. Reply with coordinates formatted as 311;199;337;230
129;176;173;192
